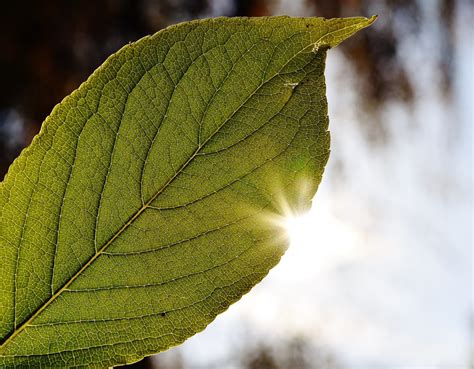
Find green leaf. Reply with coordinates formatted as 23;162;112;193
0;15;375;368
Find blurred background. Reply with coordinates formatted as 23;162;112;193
0;0;472;368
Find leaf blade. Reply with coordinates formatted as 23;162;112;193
0;16;375;368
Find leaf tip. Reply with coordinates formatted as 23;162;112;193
312;15;377;52
367;14;378;25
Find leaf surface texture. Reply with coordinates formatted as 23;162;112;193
0;16;375;368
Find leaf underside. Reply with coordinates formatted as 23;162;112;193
0;16;375;368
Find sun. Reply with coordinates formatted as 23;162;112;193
280;194;363;273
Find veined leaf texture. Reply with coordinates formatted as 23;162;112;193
0;16;375;368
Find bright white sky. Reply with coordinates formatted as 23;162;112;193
157;1;473;368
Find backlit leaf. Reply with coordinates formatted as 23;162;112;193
0;16;375;368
